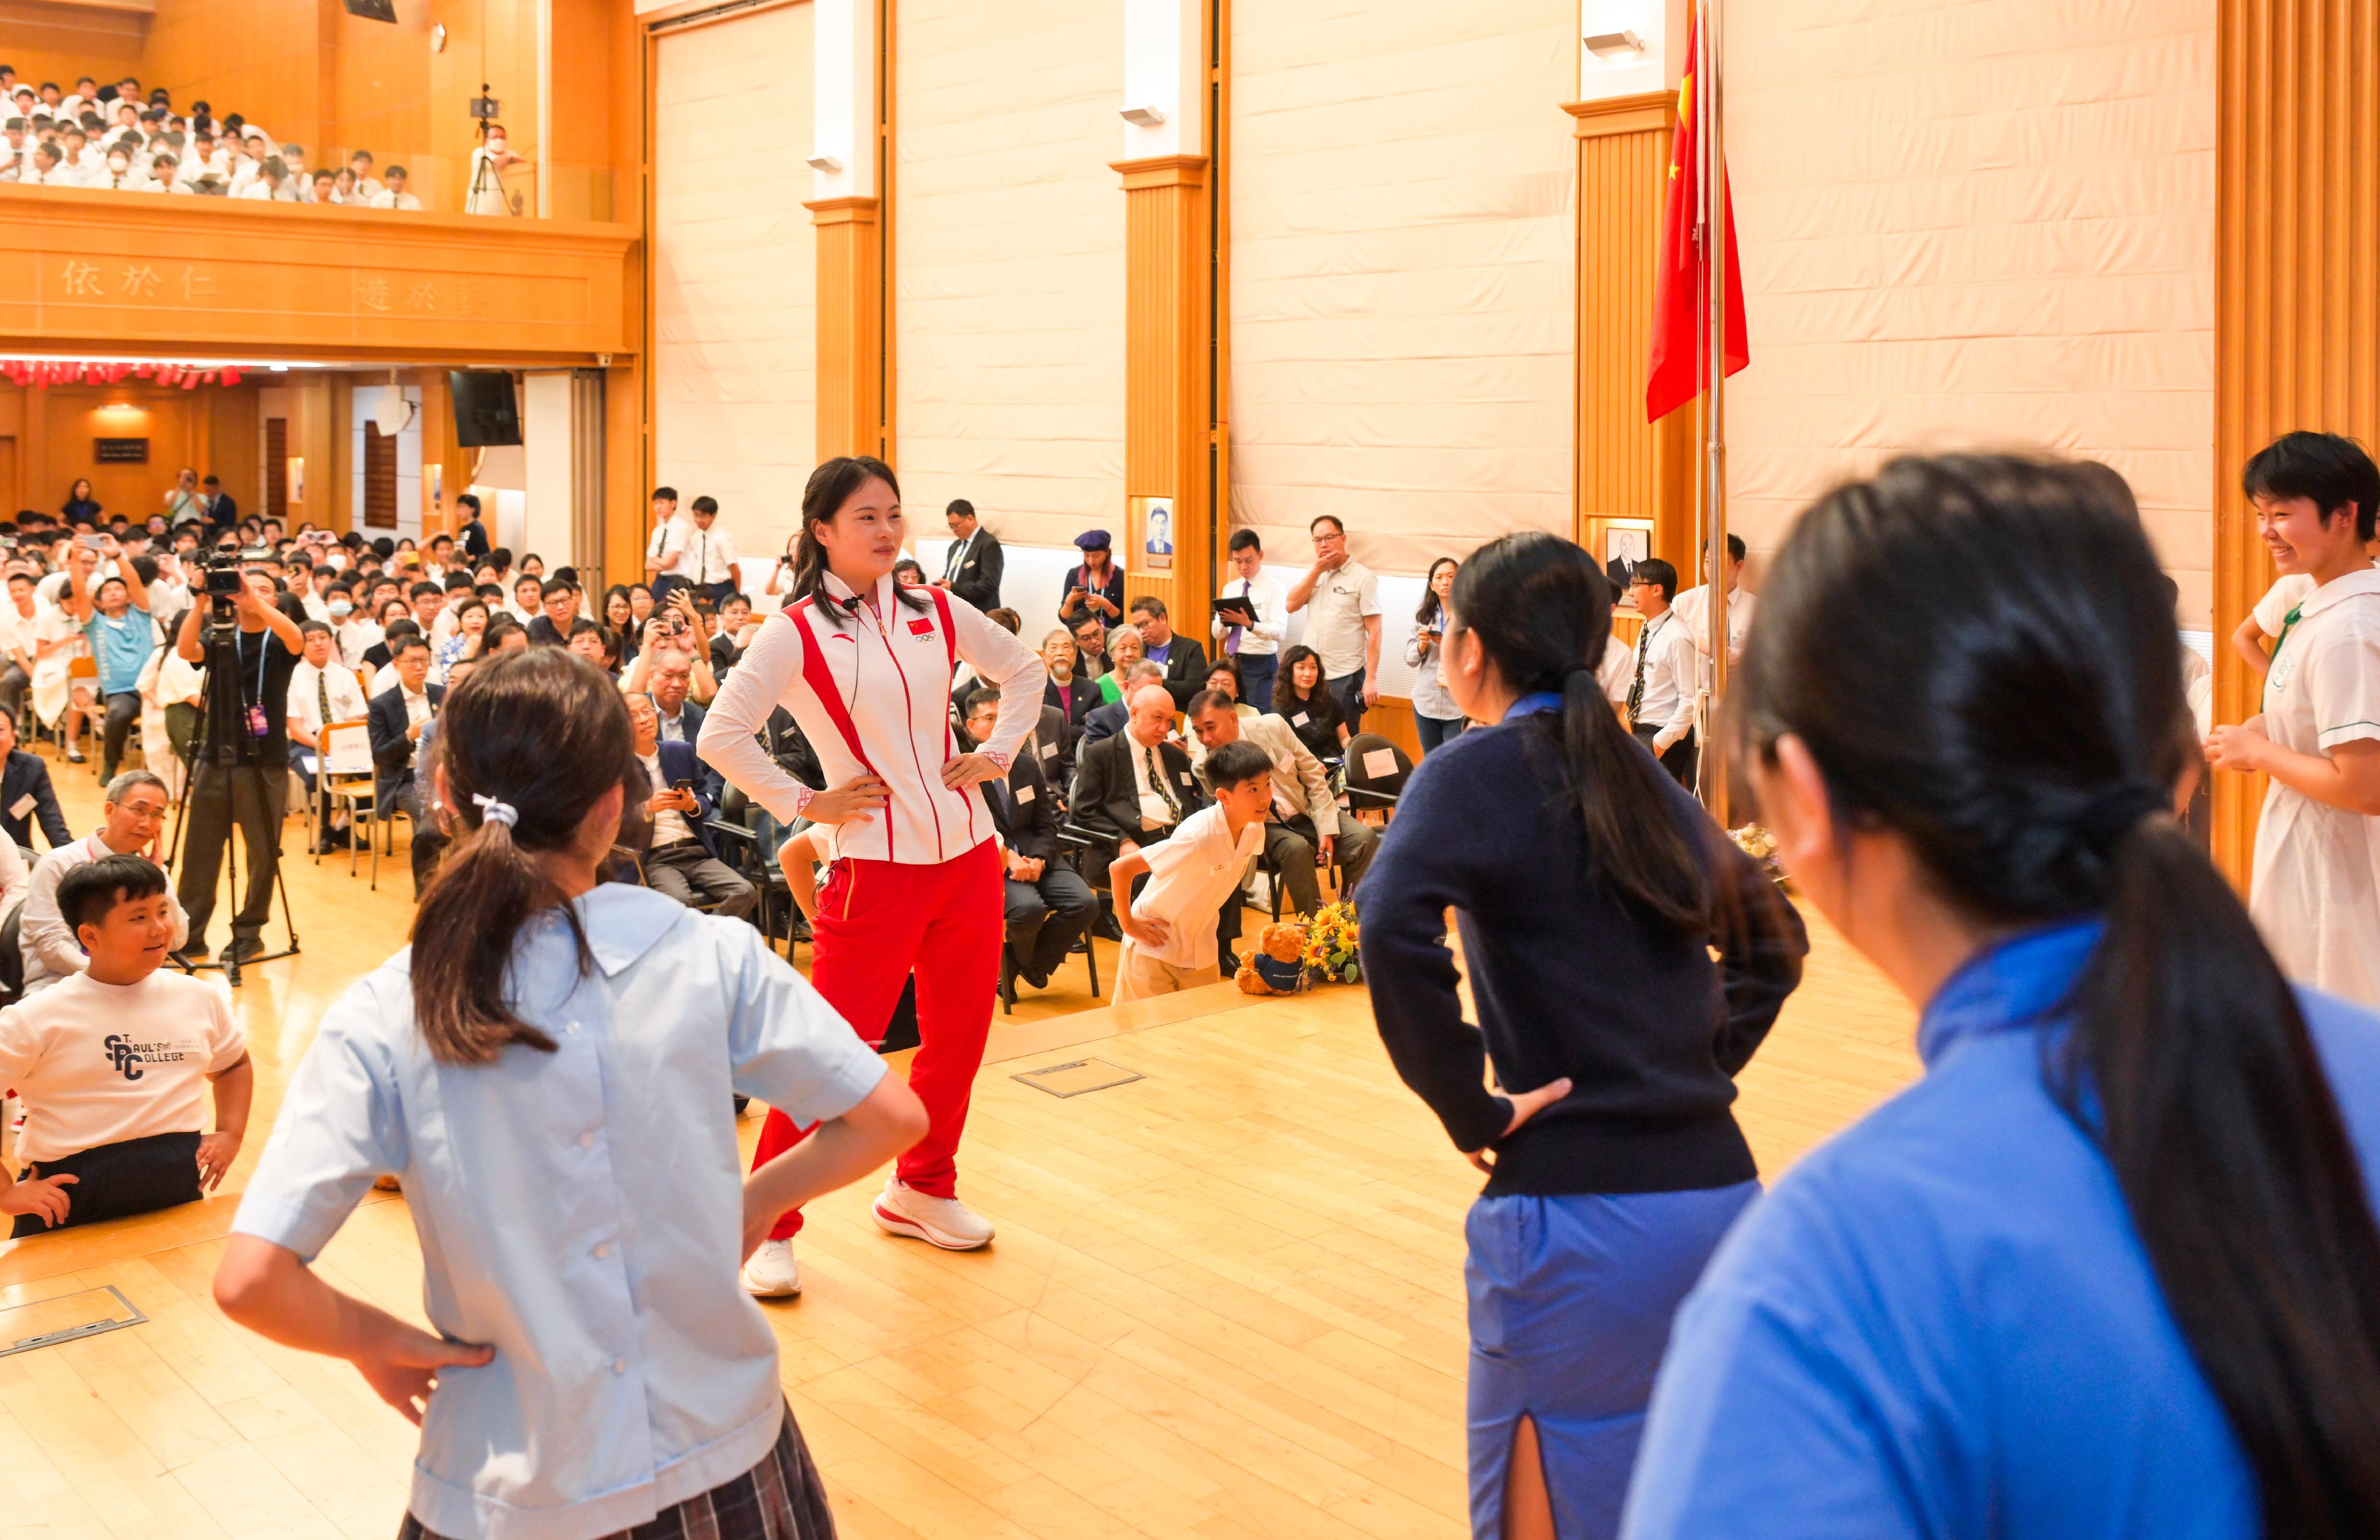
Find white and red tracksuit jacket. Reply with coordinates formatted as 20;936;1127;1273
698;571;1045;864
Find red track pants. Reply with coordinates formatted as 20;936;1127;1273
752;836;1003;1238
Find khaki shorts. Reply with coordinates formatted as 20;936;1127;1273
1113;942;1220;1003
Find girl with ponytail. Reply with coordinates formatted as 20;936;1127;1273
213;647;927;1540
1623;455;2380;1539
1361;531;1809;1540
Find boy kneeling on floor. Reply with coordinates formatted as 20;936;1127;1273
0;853;250;1237
1108;739;1274;1001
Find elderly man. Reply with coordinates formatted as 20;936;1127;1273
22;770;189;990
625;692;753;919
1186;689;1375;915
1070;683;1203;882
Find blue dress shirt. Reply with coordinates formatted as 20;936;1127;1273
234;886;887;1540
1622;921;2380;1539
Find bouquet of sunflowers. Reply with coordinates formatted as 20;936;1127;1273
1303;900;1363;986
1730;824;1786;886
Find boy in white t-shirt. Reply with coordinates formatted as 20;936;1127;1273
1107;739;1273;1001
0;854;250;1235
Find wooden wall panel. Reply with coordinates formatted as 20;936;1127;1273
1114;155;1215;630
2212;0;2380;887
328;1;432;194
0;1;149;90
0;186;634;361
808;196;885;462
1568;93;1693;576
140;0;330;152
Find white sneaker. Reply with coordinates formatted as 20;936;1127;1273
741;1237;802;1297
871;1178;995;1250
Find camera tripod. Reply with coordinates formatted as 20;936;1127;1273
466;84;520;216
163;598;299;988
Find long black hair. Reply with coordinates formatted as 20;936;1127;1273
1276;644;1337;718
791;456;929;621
1737;453;2380;1534
411;648;646;1065
1451;532;1708;931
1416;556;1457;627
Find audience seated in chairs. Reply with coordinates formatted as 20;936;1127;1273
0;854;249;1237
288;619;370;852
1081;660;1167;747
0;710;70;851
1185;689;1376;917
1069;683;1244;965
1274;644;1351;763
963;688;1095;991
365;635;443;893
625;692;754;919
1128;595;1209;709
21;770;186;992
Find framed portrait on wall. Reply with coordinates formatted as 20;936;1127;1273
1132;494;1174;573
1601;519;1652;573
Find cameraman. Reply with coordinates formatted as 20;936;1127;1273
172;560;303;965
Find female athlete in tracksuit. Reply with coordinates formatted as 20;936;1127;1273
700;456;1043;1295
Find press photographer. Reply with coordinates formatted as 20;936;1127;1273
172;551;304;966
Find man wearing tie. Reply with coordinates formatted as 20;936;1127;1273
964;689;1095;989
683;495;741;610
935;499;1003;613
1212;529;1288;712
1624;558;1701;789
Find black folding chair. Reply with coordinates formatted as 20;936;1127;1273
1341;732;1413;816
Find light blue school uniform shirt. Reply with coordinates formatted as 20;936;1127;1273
1621;921;2380;1540
234;885;888;1540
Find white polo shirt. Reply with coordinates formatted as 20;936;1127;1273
2249;566;2380;1006
0;968;243;1163
1301;560;1381;679
1128;804;1264;971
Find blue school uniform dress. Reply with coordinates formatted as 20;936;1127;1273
234;886;888;1540
1363;692;1808;1540
1621;921;2380;1540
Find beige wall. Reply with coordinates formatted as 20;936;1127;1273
1723;0;2218;620
651;2;817;564
1227;0;1579;578
892;0;1127;553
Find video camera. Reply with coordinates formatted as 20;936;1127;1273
205;547;271;600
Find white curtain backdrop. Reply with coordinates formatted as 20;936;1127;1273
653;2;819;569
1227;0;1579;579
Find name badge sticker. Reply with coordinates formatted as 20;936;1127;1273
1016;785;1036;804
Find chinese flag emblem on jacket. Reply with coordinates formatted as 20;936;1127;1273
1646;19;1750;423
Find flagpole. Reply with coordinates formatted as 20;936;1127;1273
1696;0;1731;828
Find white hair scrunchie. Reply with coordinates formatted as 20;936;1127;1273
472;793;519;829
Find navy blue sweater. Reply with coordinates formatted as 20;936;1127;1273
1362;705;1808;1196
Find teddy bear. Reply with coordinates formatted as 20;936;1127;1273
1235;920;1310;996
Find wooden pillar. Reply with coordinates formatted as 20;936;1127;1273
807;196;887;463
1112;153;1216;629
2212;0;2380;889
1567;92;1694;582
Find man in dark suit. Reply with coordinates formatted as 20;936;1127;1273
1080;660;1166;748
1070;682;1205;873
628;694;754;918
367;636;444;826
1127;595;1209;708
963;691;1095;988
1068;680;1243;964
0;711;69;851
935;499;1003;613
198;476;237;532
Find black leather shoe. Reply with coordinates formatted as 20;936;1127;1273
226;936;268;964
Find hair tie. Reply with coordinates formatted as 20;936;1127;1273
2075;782;2165;851
472;792;519;829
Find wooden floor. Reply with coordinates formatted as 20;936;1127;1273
0;758;1920;1540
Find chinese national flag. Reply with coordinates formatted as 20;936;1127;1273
1646;20;1749;422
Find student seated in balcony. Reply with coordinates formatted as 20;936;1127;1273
368;163;419;210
